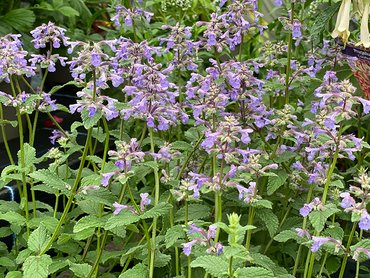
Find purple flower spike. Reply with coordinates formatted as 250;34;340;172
49;130;63;145
300;204;312;217
101;172;116;187
311;236;331;252
112;202;130;215
182;239;198;256
359;210;370;231
139;193;151;212
339;192;355;209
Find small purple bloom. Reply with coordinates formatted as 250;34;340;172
300;204;312;217
339;192;355;209
359;210;370;231
139;192;151;212
113;202;130;215
182;239;198;256
49;129;63;145
274;0;283;6
311;236;331;252
101;172;115;187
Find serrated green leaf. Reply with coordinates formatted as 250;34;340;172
68;261;92;278
49;259;69;274
28;225;50;253
140;202;172;219
5;271;22;278
29;169;70;195
81;108;102;129
105;210;140;230
0;9;35;33
23;255;52;278
171;141;193;151
119;263;148;278
165;225;185;248
5;271;23;278
258;209;279;237
309;204;340;232
58;6;80;17
267;170;288;195
16;249;32;264
0;256;16;268
351;239;370;262
191;255;228;277
311;2;341;41
249;252;288;275
273;230;300;243
175;204;210;222
235;267;274;278
0;211;25;226
73;215;107;233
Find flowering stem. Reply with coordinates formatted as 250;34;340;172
39;128;93;256
355;230;363;278
338;222;358;278
0;104;14;165
306;126;342;277
284;2;295;106
228;256;234;277
10;77;30;236
318;252;328;277
149;127;160;278
185;199;192;278
292;184;314;276
245;206;255;251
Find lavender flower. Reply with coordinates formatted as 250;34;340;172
101;172;116;187
311;236;343;253
182;224;222;256
139;193;151;212
108;139;145;172
111;6;153;27
30;22;69;49
0;35;35;82
182;239;198;256
299;197;322;217
49;130;64;145
359;210;370;231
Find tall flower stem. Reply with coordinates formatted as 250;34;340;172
292;184;314;276
355;230;363;278
0;104;14;165
149;127;160;278
338;222;358;278
10;77;29;236
284;2;295;106
305;127;343;278
39;128;92;255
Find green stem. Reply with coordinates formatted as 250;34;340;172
306;127;342;277
39;128;93;255
292;185;314;276
10;77;30;236
318;252;328;277
228;256;234;278
284;2;295;106
355;230;363;278
185;199;192;278
338;222;358;278
0;104;14;165
149;128;160;278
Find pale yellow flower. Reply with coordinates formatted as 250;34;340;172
356;1;370;48
332;0;352;44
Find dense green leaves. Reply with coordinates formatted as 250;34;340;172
22;255;52;278
191;255;229;277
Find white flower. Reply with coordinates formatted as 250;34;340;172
332;0;352;44
356;1;370;48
